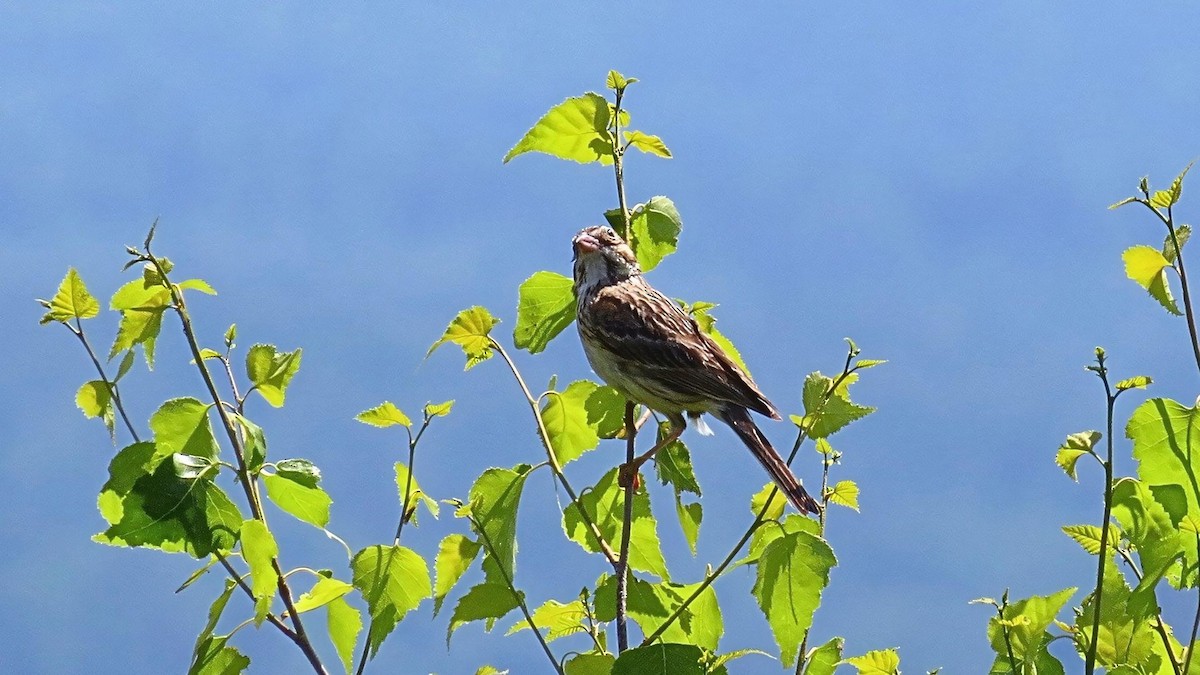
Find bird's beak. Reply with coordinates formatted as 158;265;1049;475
572;232;601;256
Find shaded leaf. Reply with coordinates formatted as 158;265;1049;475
447;582;521;645
596;575;722;651
351;544;432;658
563;467;669;580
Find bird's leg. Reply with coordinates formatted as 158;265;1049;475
618;413;685;489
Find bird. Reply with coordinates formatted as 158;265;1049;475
571;224;820;514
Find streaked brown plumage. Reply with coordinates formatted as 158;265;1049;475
571;225;819;514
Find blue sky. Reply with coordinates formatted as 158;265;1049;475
5;3;1200;673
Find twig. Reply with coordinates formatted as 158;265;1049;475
69;319;138;442
1084;352;1116;675
615;401;636;653
492;340;618;567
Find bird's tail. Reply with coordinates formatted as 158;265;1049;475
718;406;821;515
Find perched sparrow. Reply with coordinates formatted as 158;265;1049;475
572;225;820;514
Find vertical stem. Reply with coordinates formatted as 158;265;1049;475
1085;366;1116;675
71;320;138;442
1166;209;1200;376
1186;532;1200;675
616;401;636;653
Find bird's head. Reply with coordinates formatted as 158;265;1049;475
572;225;640;289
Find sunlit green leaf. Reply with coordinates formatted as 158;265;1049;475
151;398;220;462
95;442;242;557
1074;561;1155;669
108;278;172;367
434;534;482;616
245;344;302;407
428;306;500;370
606;70;635;91
188;580;237;674
425;400;455;418
626;130;671;158
293;577;353;613
40;267;100;324
396;461;438;521
1111;478;1183;592
263;472;331;528
447;582;521;645
677;299;749;375
753;529;836;665
585;385;626;439
841;649;900;674
240;519;278;625
595;575;722;651
1055;431;1100;481
356;401;412;428
626;196;682;273
751;482;786;522
986;587;1075;664
794;372;875;439
1061;524;1116;556
506;598;587;642
1164;225;1192;265
469;465;534;582
514;271;577;354
827;480;859;511
327;596;362;674
542;381;602;465
563;467;669;580
351;544;432;657
565;652;616;675
1116;375;1153;391
177;278;217;295
1123;245;1182;315
76;380;115;439
504;93;615;165
803;637;844;675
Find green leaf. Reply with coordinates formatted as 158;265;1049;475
794;372;875;439
95;442;242;557
585;384;626;438
504;93;615;165
428;306;500;370
542;380;602;465
234;415;268;474
173;453;214;480
1116;375;1153;391
1111;478;1183;591
506;598;587;642
245;344;302;407
566;652;616;675
1123;245;1182;315
263;472;332;528
351;544;432;657
468;465;534;581
40;267;100;324
1164;225;1192;264
356;401;412;428
612;643;724;675
197;348;222;361
151;398;220;462
841;649;900;674
293;577;353;613
1109;196;1139;210
396;461;439;520
626;197;682;273
114;349;136;382
177;278;217;295
514;270;577;354
447;582;521;645
1128;398;1200;586
188;639;249;675
327;596;362;674
654;432;703;554
224;323;237;349
563;467;669;580
477;667;509;675
827;480;859;511
1061;524;1116;556
425;400;455;418
986;587;1075;664
1149;163;1191;208
751;482;787;521
434;534;482;616
743;514;820;566
1055;431;1100;481
626;130;671;158
108;278;172;367
606;70;635;91
854;359;888;370
1074;562;1156;669
595;576;723;651
803;637;844;675
76;380;115;439
240;519;278;625
753;529;836;665
189;580;238;674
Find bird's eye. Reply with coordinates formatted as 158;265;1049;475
603;227;616;239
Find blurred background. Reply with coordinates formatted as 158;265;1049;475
4;3;1200;672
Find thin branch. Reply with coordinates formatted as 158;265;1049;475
1085;353;1116;675
492;340;618;567
146;252;326;675
1187;532;1200;675
615;401;636;653
1141;201;1200;375
469;513;565;675
70;320;138;442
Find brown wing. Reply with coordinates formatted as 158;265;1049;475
582;279;779;418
